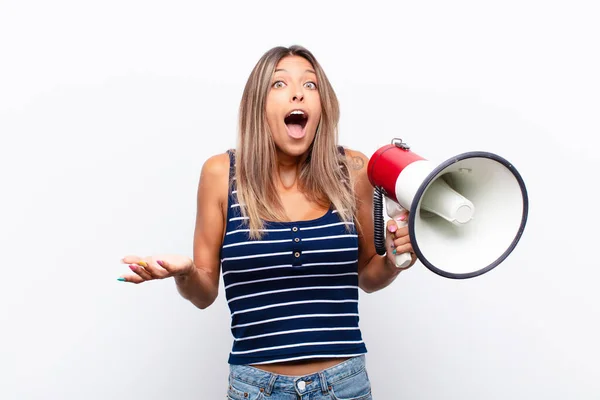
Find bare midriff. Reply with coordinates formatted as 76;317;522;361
250;357;351;376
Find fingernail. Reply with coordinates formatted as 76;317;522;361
392;249;397;254
117;277;126;282
129;265;136;271
399;214;406;221
157;260;164;266
138;261;148;267
389;225;397;233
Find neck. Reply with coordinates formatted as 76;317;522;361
277;163;299;190
275;152;305;191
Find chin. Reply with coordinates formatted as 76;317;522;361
279;143;310;157
276;137;315;157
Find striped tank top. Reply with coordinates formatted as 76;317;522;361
220;149;368;365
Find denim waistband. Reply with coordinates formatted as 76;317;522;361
228;355;366;396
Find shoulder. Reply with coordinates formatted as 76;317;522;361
200;151;231;178
339;147;373;204
339;147;369;178
198;151;232;203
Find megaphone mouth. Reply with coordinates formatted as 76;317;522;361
409;151;529;279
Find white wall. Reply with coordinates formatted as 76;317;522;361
1;0;598;399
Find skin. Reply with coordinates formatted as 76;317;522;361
119;55;417;376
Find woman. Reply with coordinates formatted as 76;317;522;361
119;45;416;399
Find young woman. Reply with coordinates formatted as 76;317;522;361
119;45;416;399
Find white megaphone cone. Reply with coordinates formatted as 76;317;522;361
368;138;528;279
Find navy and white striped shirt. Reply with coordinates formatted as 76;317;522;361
220;149;368;365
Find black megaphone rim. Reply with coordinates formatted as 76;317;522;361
408;151;529;279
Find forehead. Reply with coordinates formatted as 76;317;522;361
274;56;315;75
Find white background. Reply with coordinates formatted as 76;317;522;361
1;0;599;399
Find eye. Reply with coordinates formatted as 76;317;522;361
304;81;317;90
272;80;286;89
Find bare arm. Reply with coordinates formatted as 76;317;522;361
344;148;417;293
176;153;230;309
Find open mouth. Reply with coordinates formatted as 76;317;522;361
284;110;308;139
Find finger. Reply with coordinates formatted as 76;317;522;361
129;263;153;280
156;259;175;274
394;243;414;255
392;212;408;227
393;235;410;247
118;274;145;284
140;260;169;279
396;211;409;222
386;219;397;235
400;211;409;220
121;255;142;264
394;225;409;238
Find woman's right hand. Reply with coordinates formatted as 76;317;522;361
118;254;194;284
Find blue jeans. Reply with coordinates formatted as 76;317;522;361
227;355;373;399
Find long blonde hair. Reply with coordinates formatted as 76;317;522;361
235;45;356;239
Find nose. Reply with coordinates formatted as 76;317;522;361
291;87;304;102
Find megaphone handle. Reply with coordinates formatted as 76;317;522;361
393;218;413;269
385;199;413;269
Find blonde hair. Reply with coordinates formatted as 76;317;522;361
235;45;356;239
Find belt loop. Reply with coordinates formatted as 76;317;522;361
265;373;277;395
319;371;329;394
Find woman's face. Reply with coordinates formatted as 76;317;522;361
265;55;322;158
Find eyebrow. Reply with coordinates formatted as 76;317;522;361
274;68;316;75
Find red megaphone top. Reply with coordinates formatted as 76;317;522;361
367;144;425;203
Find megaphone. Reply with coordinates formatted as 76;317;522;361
368;138;528;279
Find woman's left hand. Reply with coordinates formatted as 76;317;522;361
385;211;416;270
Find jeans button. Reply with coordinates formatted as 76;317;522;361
297;380;306;391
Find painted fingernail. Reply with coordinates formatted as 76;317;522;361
157;260;164;266
389;225;397;233
129;265;136;271
392;249;397;254
138;261;148;267
399;214;406;221
117;277;126;282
